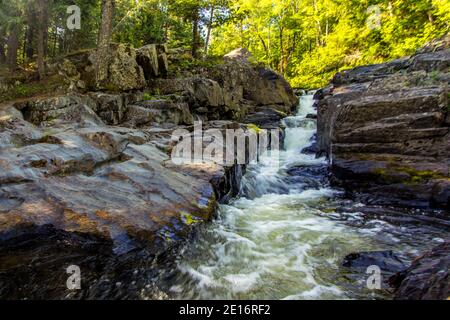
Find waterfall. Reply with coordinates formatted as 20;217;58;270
158;94;447;300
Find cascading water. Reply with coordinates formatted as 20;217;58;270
159;94;447;300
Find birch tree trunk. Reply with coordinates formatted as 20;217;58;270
204;5;215;56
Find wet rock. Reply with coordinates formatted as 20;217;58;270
0;46;298;298
243;107;286;129
343;251;407;274
0;103;250;298
286;164;328;189
390;241;450;300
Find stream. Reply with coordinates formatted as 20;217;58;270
158;94;448;300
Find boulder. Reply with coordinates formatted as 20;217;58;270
136;44;160;79
124;99;193;126
193;78;224;108
89;92;127;125
135;44;169;80
224;48;252;63
97;44;146;91
57;44;146;92
14;94;102;127
147;49;298;123
390;241;450;300
342;251;407;274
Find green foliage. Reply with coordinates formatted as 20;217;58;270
209;0;450;89
246;123;263;133
0;74;64;102
1;0;448;94
142;92;153;100
169;53;224;76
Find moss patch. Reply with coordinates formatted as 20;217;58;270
373;165;448;185
169;54;225;77
0;74;65;103
246;123;263;134
180;211;201;226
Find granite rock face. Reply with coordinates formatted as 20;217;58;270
316;36;450;211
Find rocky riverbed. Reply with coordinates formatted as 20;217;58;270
315;35;450;299
0;39;449;300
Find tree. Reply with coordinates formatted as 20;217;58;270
0;0;24;71
6;23;19;71
96;0;115;86
0;24;6;64
24;2;36;61
36;0;50;79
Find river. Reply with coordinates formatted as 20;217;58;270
158;94;447;300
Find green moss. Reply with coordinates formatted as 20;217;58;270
180;211;199;226
102;83;121;93
430;70;440;81
0;74;64;103
168;54;224;77
142;93;154;100
277;110;288;117
373;166;448;185
247;123;263;134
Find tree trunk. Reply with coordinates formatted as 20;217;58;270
0;30;6;64
279;26;284;75
96;0;115;86
7;25;19;71
25;5;36;61
191;7;200;59
43;2;49;57
52;26;58;58
37;0;49;80
204;5;215;56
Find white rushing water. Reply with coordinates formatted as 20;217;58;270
163;94;447;300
